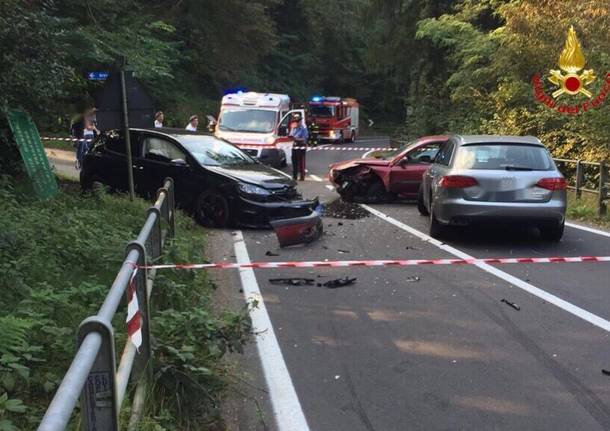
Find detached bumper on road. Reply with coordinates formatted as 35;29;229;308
271;211;323;247
435;197;566;226
234;195;320;228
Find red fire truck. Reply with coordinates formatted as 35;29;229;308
307;96;359;144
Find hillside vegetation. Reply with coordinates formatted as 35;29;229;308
1;0;608;166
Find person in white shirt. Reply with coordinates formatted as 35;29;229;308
185;115;198;131
154;111;164;128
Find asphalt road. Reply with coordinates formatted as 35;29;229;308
230;136;610;430
43;138;610;429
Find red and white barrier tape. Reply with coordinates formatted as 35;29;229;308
126;268;142;350
239;145;391;151
41;137;390;151
141;255;610;271
41;137;93;142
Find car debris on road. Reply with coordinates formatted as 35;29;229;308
268;276;357;289
501;298;521;311
269;278;316;286
271;211;324;247
319;277;357;288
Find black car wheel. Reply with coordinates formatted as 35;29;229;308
540;222;564;242
194;190;230;227
417;186;429;216
366;181;396;203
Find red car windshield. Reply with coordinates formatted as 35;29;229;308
372;140;418;160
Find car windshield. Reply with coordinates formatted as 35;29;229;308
178;135;256;166
309;106;335;117
454;144;554;171
371;140;417;159
218;109;276;133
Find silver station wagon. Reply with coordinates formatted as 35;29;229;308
418;135;567;241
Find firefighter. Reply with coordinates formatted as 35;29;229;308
308;119;320;146
289;113;309;181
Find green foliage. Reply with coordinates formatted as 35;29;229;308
140;217;252;429
410;0;610;160
0;181;251;429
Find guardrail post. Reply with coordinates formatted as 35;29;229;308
146;207;163;260
78;317;118;431
599;162;608;216
163;177;176;238
125;241;151;378
575;159;583;199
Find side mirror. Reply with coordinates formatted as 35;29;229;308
171;158;188;167
278;125;288;136
399;158;409;168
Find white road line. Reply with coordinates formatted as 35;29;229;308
361;204;610;333
566;221;610;238
309;174;323;182
325;185;335;191
233;231;310;431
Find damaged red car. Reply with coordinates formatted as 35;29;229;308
329;135;449;202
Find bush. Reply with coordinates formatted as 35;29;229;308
0;179;250;430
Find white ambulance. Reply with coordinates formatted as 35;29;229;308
212;92;305;168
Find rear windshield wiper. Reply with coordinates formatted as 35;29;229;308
504;165;534;171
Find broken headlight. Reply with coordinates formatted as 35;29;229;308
238;183;271;196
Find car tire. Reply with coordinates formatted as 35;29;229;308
194;190;230;227
540;222;564;242
417;187;429;216
366;181;396;203
429;209;447;239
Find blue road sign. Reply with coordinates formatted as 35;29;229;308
88;72;109;81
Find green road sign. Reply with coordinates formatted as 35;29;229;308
7;110;59;200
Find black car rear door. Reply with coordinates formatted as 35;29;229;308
134;133;199;205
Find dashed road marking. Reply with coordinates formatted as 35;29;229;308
233;231;310;431
309;174;323;182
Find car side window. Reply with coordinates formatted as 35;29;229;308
98;132;126;155
142;137;186;162
408;143;440;163
434;141;455;166
94;131;140;156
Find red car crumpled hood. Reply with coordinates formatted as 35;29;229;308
332;158;390;171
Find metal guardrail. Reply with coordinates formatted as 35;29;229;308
38;178;176;431
552;158;608;216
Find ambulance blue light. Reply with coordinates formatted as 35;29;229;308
311;96;323;102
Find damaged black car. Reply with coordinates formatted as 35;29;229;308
80;128;319;228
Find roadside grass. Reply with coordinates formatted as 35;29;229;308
566;190;610;229
0;177;250;430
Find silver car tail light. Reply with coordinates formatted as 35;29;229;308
439;175;479;188
535;177;567;191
